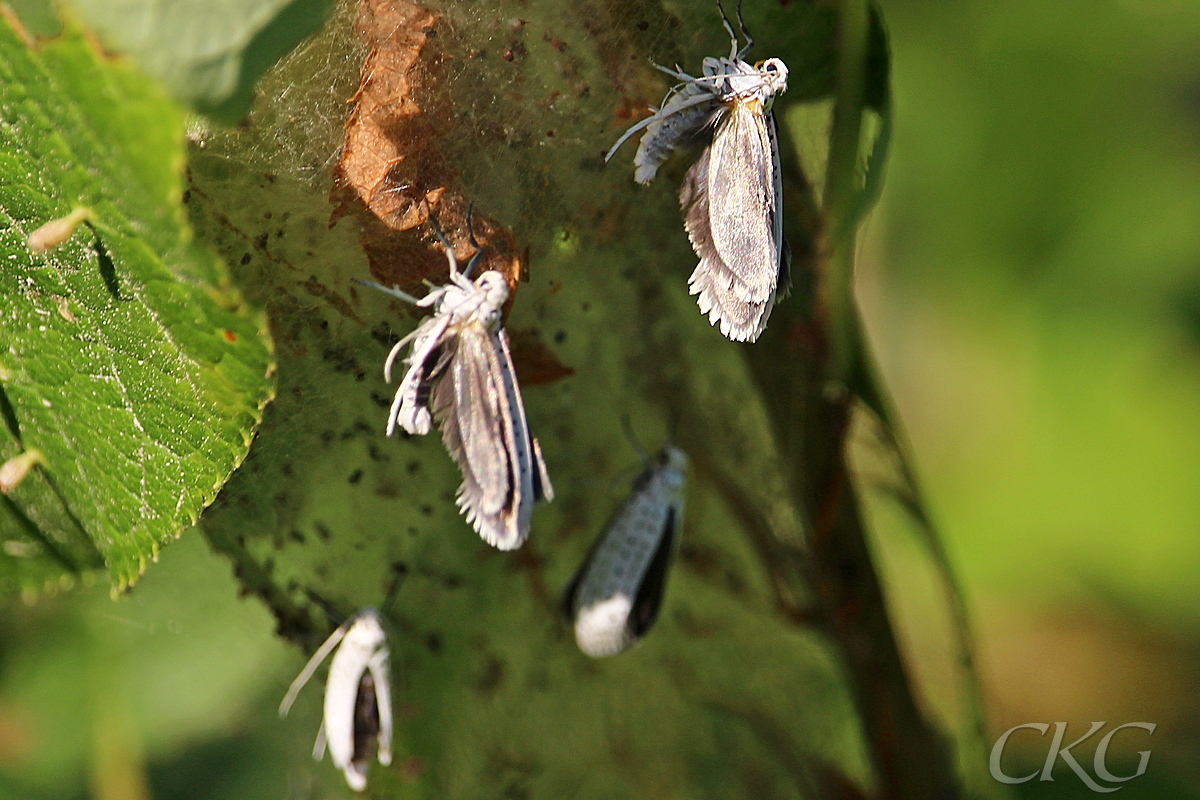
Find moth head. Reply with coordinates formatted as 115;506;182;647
341;610;387;651
473;270;511;324
756;58;789;94
657;446;689;487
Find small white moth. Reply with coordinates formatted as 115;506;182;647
279;610;393;792
360;216;553;550
606;1;789;342
563;445;688;657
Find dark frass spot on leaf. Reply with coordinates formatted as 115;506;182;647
476;655;505;695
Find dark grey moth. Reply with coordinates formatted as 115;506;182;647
562;445;688;657
359;218;553;550
606;1;789;342
279;609;393;792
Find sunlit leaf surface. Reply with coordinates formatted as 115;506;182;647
0;15;275;592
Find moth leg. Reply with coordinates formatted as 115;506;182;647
653;62;700;83
383;335;416;384
717;0;739;59
606;114;663;162
734;0;753;60
388;315;451;436
653;63;725;90
312;720;328;761
606;91;723;163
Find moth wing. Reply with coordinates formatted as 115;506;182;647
341;760;368;793
367;648;393;766
434;324;536;549
767;111;792;295
705;101;780;305
348;672;379;790
322;664;358;777
391;313;453;436
681;150;774;342
629;506;679;638
488;329;539;548
434;322;510;518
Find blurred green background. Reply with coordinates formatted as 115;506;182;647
3;0;1200;797
862;0;1200;796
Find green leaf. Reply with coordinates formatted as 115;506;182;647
0;15;275;594
67;0;333;121
184;2;901;796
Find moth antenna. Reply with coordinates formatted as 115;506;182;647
735;0;753;59
279;621;351;717
379;563;409;617
426;213;460;280
620;414;652;467
665;408;683;447
463;202;485;280
304;588;347;626
353;278;421;305
466;201;480;249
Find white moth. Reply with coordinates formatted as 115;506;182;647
563;445;688;657
279;610;393;792
606;2;789;342
360;218;553;550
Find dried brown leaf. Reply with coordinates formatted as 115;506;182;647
332;0;523;294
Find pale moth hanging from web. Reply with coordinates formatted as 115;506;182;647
606;0;789;342
357;211;553;550
279;610;393;792
563;442;688;657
